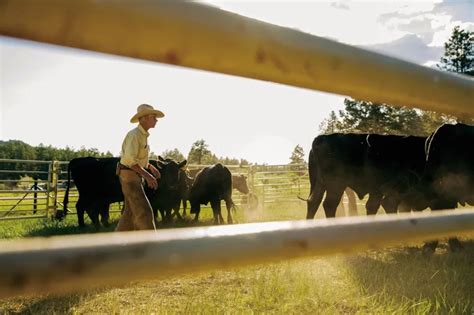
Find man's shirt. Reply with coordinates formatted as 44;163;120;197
120;124;150;168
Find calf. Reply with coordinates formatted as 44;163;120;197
188;163;235;224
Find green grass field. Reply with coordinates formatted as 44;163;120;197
0;202;473;314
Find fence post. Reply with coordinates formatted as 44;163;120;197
33;179;38;214
248;165;254;192
45;162;52;218
46;161;60;218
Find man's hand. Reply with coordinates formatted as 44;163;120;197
144;173;158;190
148;164;161;180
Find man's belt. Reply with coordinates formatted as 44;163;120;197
116;162;134;175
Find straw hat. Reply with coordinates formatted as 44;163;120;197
130;104;165;123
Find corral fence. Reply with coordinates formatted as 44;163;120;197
0;0;473;299
0;159;318;221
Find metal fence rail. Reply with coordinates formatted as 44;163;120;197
0;159;53;219
0;1;472;118
0;209;473;299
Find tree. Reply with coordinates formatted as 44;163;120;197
319;26;473;136
160;148;185;162
187;139;212;165
318;110;341;134
438;26;474;75
329;99;427;136
289;145;305;165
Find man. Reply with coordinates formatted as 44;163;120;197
115;103;164;231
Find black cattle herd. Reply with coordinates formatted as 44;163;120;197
57;123;473;253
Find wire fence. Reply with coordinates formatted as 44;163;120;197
0;159;316;221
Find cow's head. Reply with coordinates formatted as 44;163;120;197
178;168;194;193
232;174;250;194
150;158;187;191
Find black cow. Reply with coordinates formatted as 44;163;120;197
424;123;474;208
174;169;250;219
306;133;427;219
419;123;474;253
155;159;193;222
60;157;186;228
188;163;235;224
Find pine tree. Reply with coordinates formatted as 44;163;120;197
331;99;427;136
318;110;341;134
289;145;305;165
438;26;474;75
187;139;212;165
161;148;185;162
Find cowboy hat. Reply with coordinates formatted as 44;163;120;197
130;104;165;123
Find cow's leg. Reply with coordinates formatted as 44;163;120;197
76;198;86;228
164;208;173;224
366;192;382;215
210;199;221;225
422;240;439;255
100;204;110;227
398;202;411;213
88;206;101;229
381;196;399;214
423;204;456;253
306;185;325;219
323;185;345;218
225;198;233;224
192;203;201;222
448;238;463;252
182;199;187;217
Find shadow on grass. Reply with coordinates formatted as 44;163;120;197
344;240;474;313
1;287;108;314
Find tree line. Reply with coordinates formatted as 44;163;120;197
0;139;254;181
0;138;307;183
319;26;473;135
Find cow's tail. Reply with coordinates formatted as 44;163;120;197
59;161;72;220
224;166;238;220
306;144;325;219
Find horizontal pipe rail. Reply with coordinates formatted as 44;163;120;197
0;214;48;221
0;189;49;193
0;180;47;183
0;209;473;299
0;196;47;201
0;207;47;212
0;159;51;164
0;170;49;174
0;1;473;118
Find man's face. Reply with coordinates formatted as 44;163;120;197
143;114;158;128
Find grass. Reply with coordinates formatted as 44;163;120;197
0;202;473;314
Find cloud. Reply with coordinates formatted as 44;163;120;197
330;1;350;10
433;0;474;23
362;34;444;65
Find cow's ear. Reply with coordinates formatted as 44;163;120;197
179;160;187;168
150;160;162;170
158;155;166;162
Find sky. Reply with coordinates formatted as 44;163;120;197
0;0;473;164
